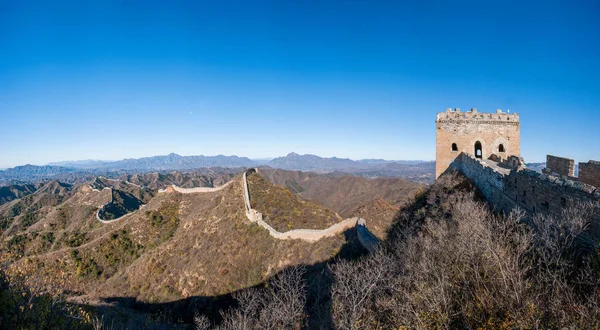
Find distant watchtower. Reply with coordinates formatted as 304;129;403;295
435;108;521;178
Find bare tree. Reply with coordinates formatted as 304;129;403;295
217;266;306;330
330;250;392;329
194;313;212;330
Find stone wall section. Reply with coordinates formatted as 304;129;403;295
158;181;232;194
95;187;145;223
450;153;600;216
356;218;380;253
242;169;379;246
579;161;600;188
546;155;575;177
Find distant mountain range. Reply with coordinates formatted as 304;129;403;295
0;165;79;181
43;152;430;172
268;152;359;171
1;152;434;185
48;153;256;171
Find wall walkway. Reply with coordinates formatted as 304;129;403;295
95;187;144;223
450;152;600;216
95;169;381;250
243;169;379;247
157;181;233;194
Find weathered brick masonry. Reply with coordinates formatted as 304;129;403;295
436;108;520;178
449;153;600;233
437;108;599;238
546;155;575;177
579;160;600;188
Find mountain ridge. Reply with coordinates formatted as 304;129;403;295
2;153;435;185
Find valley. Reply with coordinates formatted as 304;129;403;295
0;166;422;326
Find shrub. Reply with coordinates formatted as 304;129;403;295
328;172;600;329
214;266;306;330
101;229;143;269
71;250;102;279
216;172;600;329
21;211;38;228
65;232;87;247
146;200;180;243
0;267;93;329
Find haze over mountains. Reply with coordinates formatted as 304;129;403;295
48;152;429;171
48;153;257;171
1;152;435;185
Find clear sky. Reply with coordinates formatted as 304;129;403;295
1;0;599;168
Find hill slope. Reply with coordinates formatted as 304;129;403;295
258;168;423;237
0;184;36;206
246;171;342;231
0;172;356;304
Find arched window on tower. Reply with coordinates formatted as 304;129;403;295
499;144;505;153
475;141;482;159
451;143;458;152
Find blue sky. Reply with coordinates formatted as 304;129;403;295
1;0;599;168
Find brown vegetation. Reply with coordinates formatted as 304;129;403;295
208;171;600;329
4;167;597;329
258;168;423;239
1;172;353;312
247;172;342;231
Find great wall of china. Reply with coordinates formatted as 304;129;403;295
93;169;380;250
243;168;379;248
436;108;599;230
449;153;600;215
448;153;600;240
157;181;233;194
94;186;145;224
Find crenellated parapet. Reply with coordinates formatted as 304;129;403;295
435;108;521;178
579;160;600;188
436;108;520;125
449;153;600;217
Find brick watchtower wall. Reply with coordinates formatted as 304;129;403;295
436;108;521;178
546;155;575;177
580;161;600;188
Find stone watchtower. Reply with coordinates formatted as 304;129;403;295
435;108;521;178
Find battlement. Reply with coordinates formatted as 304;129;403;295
449;152;600;217
436;108;520;124
545;155;575;177
580;161;600;188
541;155;600;188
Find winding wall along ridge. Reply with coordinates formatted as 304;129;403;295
93;181;232;223
99;177;142;188
157;181;233;194
243;168;379;248
95;187;144;224
95;169;380;250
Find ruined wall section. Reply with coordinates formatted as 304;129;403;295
579;161;600;188
546;155;575;177
504;169;598;214
436;108;520;178
450;153;600;216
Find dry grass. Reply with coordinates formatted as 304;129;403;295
215;171;600;329
247;172;341;231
